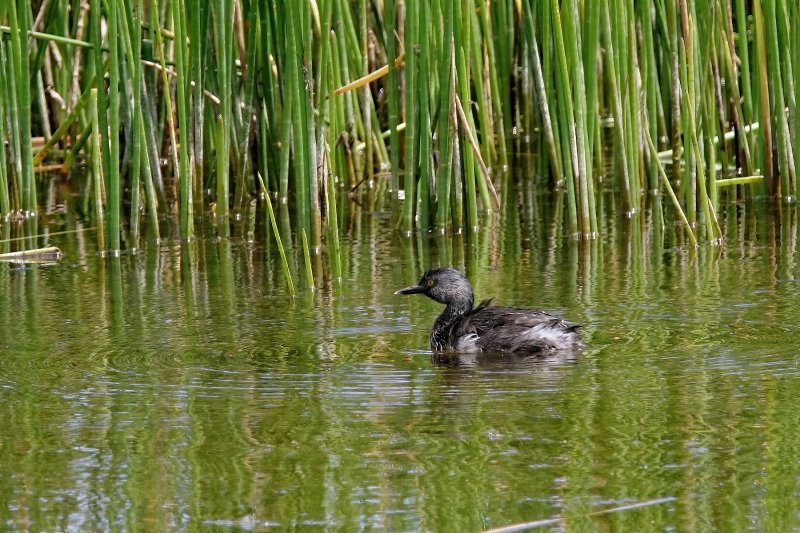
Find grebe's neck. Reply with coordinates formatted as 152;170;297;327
430;299;473;350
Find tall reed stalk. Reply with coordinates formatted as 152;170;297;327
0;0;795;256
7;0;35;214
0;39;10;216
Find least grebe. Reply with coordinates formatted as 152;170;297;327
396;268;582;355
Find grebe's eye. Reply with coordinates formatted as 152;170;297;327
426;278;435;288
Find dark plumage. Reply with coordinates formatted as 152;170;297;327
395;268;583;355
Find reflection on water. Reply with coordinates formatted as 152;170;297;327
1;192;800;531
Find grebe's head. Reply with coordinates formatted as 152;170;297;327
395;268;474;309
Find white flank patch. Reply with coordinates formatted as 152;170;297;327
521;323;575;349
456;333;481;352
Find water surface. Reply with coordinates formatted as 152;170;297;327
1;197;799;531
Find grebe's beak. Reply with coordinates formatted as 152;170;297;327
395;284;426;295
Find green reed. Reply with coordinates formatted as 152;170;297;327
259;174;295;296
0;0;797;260
0;39;10;215
401;0;419;233
301;228;314;290
119;0;141;245
435;0;455;230
89;88;106;252
171;0;192;240
6;0;35;214
106;0;121;251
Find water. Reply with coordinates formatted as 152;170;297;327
1;197;800;531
